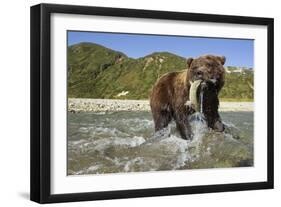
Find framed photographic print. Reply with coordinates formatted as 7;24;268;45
30;3;274;203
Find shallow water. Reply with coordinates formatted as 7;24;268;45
67;111;253;175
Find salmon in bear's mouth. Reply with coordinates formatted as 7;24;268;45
189;80;224;132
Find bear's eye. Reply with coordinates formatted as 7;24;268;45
196;71;203;76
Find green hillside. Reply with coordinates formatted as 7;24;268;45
67;42;254;101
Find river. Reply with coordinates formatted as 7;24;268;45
67;111;253;175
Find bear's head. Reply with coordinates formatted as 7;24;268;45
187;55;226;92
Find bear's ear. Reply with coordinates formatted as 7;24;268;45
218;56;226;65
186;58;194;68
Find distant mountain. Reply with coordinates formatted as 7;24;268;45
68;42;253;101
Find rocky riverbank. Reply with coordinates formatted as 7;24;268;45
68;98;253;113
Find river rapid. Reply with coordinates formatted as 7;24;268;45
67;111;253;175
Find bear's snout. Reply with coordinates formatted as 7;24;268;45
201;79;217;91
193;74;220;88
209;79;217;84
196;70;204;80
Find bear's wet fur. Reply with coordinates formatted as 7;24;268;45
149;55;226;140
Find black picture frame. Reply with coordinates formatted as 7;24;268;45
30;3;274;204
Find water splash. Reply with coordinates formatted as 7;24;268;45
189;113;208;138
200;90;204;113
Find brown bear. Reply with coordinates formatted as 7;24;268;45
149;55;226;140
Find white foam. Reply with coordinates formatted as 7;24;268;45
123;157;144;172
78;127;89;133
86;165;102;172
112;136;146;147
69;139;86;146
90;136;146;153
92;127;129;137
160;135;191;169
121;118;153;129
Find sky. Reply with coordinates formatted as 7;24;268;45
68;31;254;68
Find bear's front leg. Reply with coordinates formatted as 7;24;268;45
176;121;193;140
174;107;193;140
